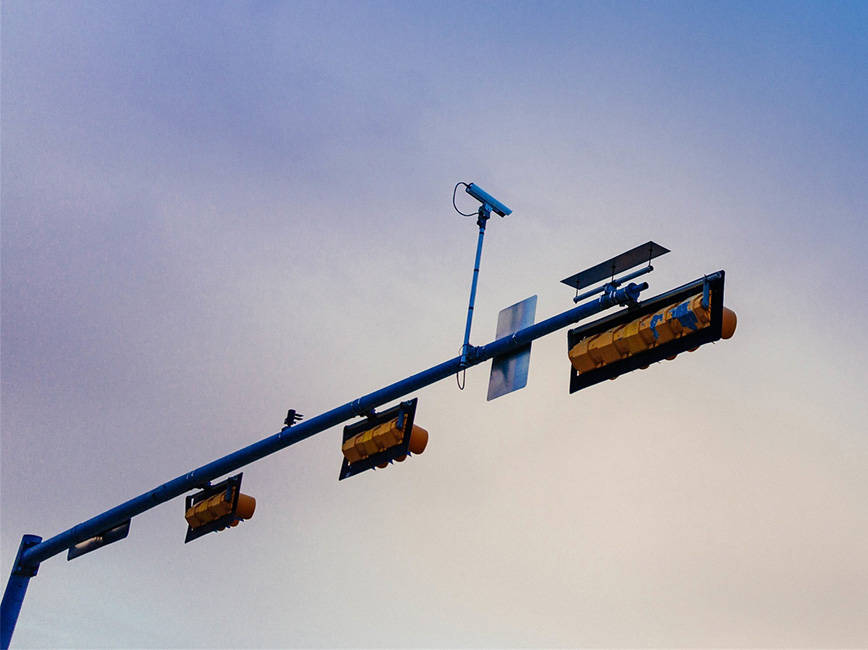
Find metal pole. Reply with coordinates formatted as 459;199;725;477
1;282;645;647
1;536;42;650
461;207;490;368
572;265;654;303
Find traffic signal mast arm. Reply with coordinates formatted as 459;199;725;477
2;281;645;648
5;282;645;576
1;174;736;650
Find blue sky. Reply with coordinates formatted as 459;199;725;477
2;1;867;647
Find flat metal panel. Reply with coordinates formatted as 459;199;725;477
487;295;537;401
561;241;669;290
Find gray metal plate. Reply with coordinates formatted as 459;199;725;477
487;295;537;401
561;241;669;290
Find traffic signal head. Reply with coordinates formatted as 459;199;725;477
568;272;736;392
184;473;256;543
67;520;131;561
339;398;428;480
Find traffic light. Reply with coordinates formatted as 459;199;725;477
184;473;256;543
568;272;736;392
339;398;428;480
67;520;130;560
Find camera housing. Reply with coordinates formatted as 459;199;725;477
465;183;512;217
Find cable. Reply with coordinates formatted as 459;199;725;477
456;364;466;390
452;182;477;217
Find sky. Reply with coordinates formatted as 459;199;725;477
2;1;867;647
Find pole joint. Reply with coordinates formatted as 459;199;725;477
10;535;42;578
476;205;491;228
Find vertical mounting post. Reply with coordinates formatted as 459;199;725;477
460;206;491;369
1;535;42;650
701;275;711;309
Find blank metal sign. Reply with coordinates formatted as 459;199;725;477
487;295;538;401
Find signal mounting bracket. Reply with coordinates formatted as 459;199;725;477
561;241;670;301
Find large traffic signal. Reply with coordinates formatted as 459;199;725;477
339;398;428;480
567;272;736;392
184;473;256;543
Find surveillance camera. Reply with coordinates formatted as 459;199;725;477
465;183;512;217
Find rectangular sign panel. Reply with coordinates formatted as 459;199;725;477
487;295;537;401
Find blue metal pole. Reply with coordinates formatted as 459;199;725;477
473;282;646;363
461;209;489;368
572;265;654;303
1;282;645;647
1;536;42;650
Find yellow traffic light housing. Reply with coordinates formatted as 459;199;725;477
568;272;736;392
184;473;256;543
339;398;428;480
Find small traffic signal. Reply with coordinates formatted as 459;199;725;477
339;398;428;480
567;272;736;392
67;520;131;561
184;473;256;543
